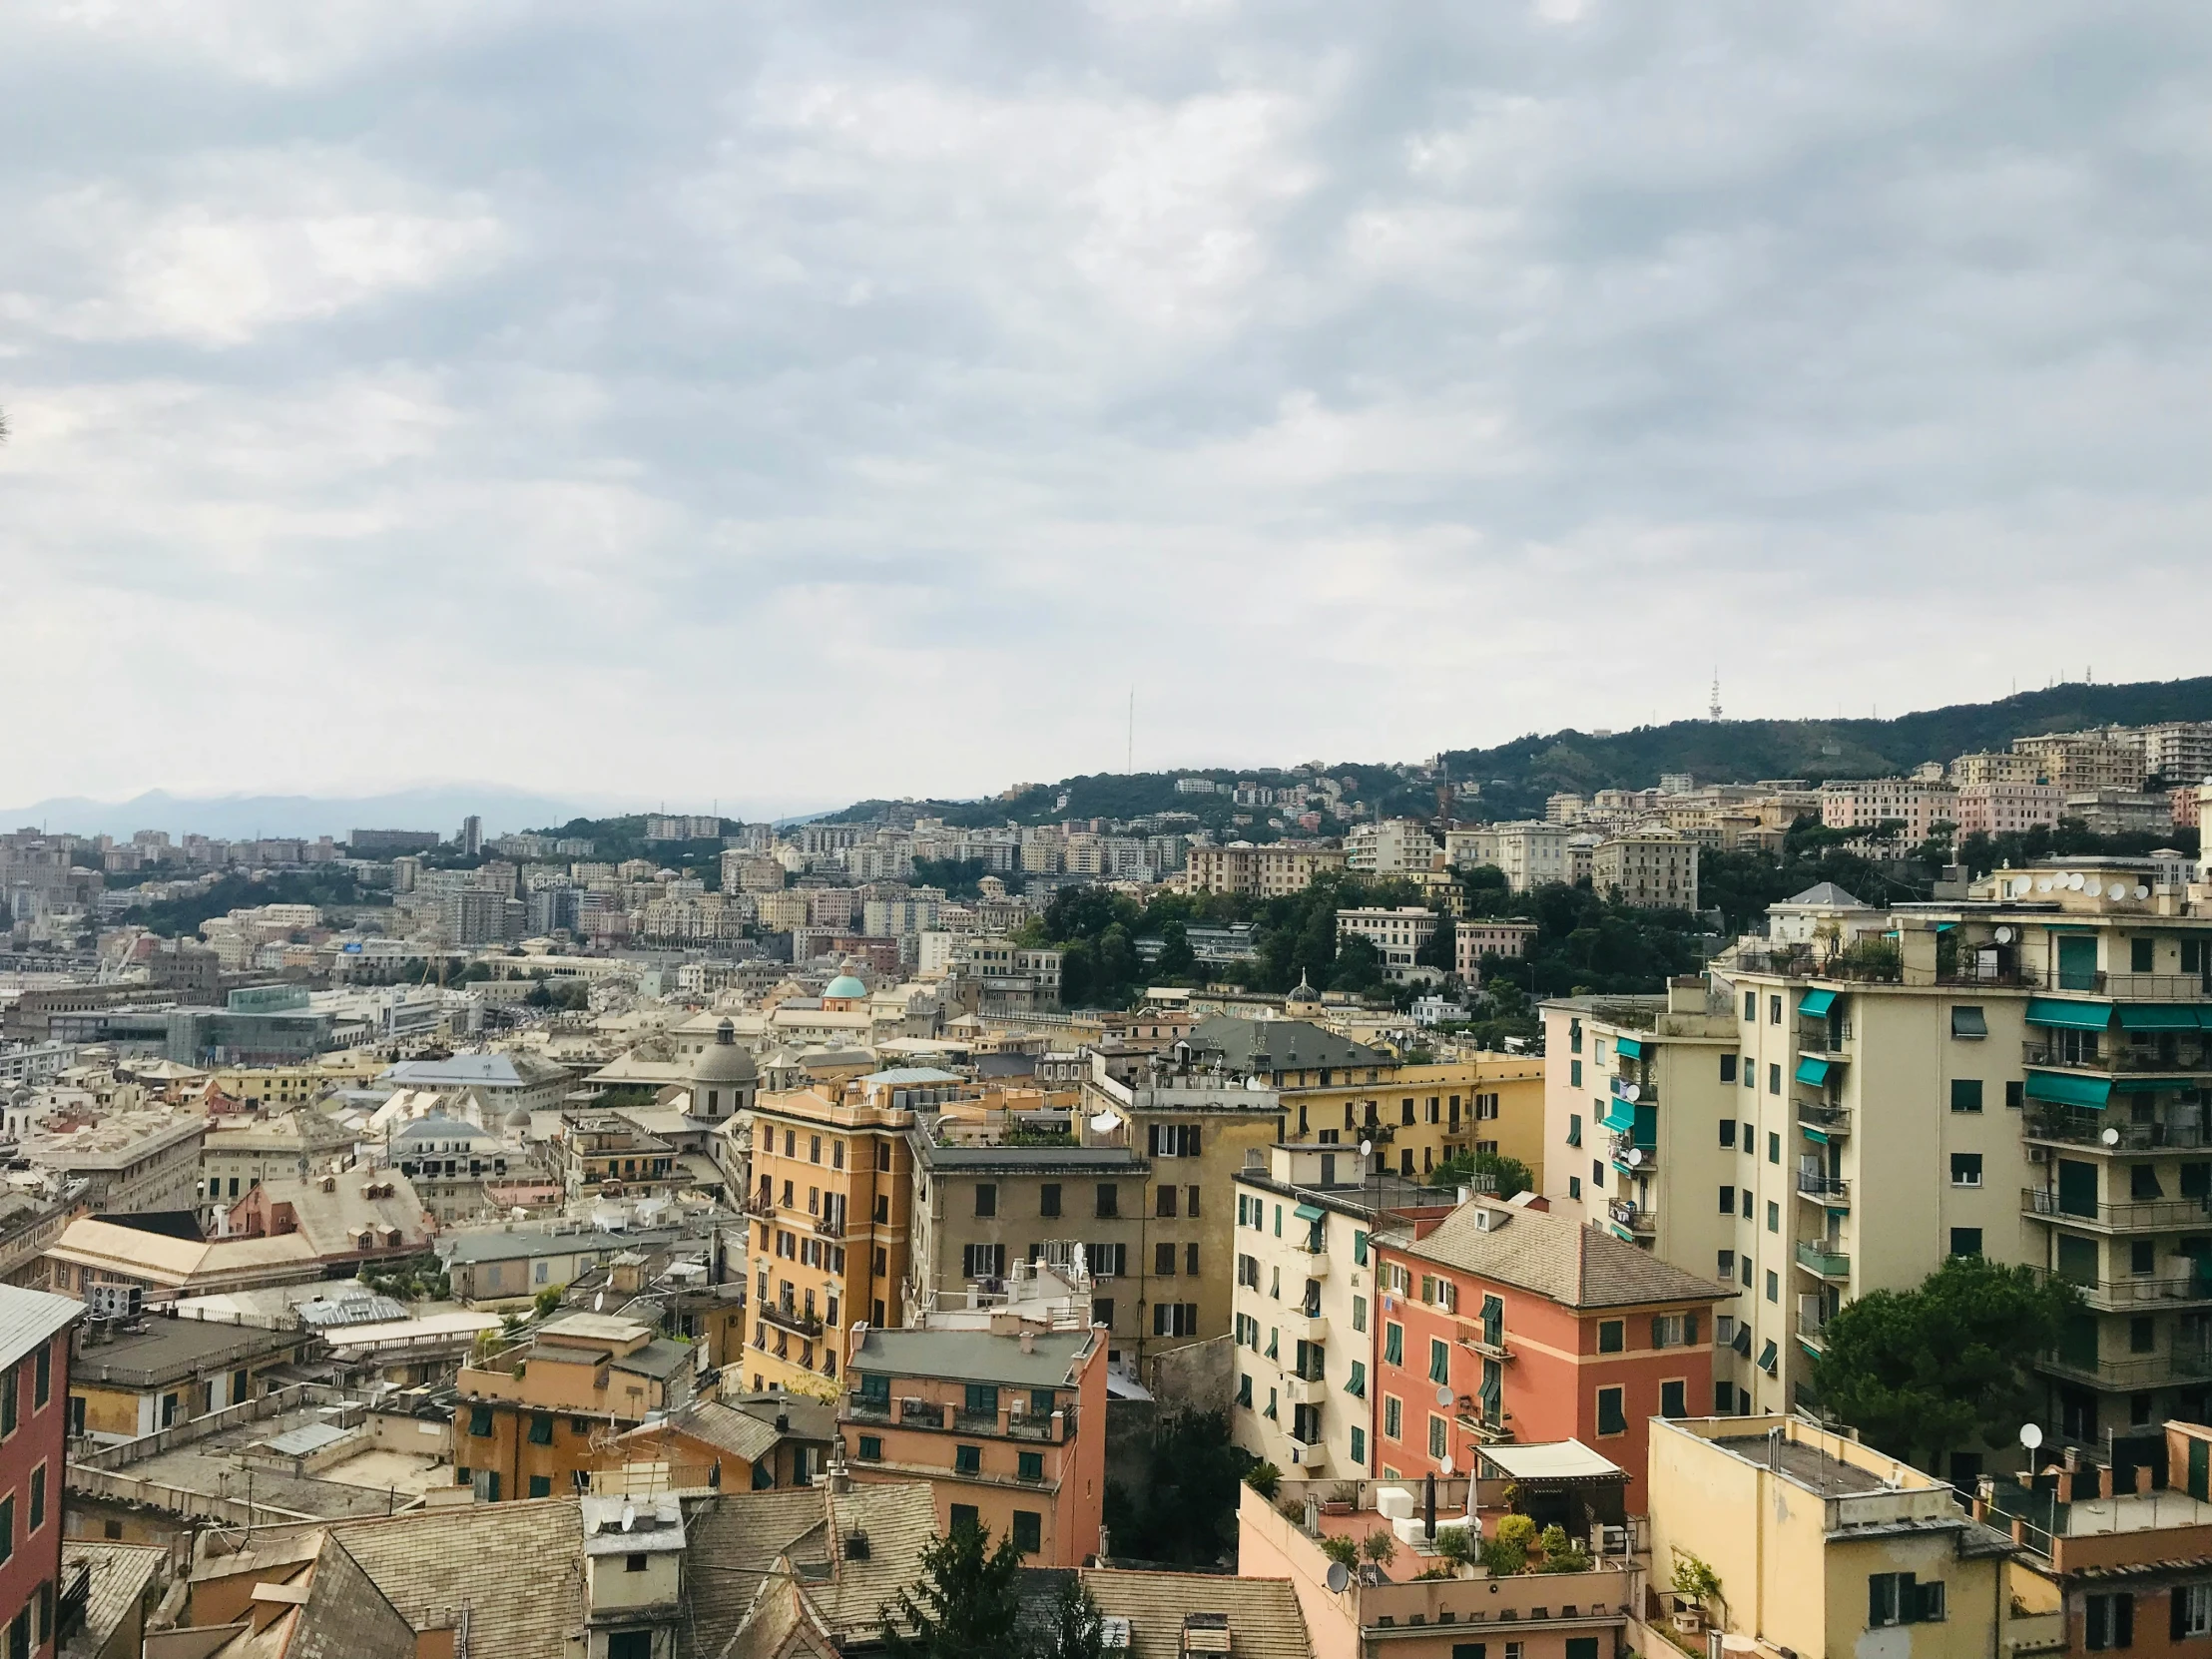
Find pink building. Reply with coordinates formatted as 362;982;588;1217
1953;781;2063;837
1817;779;1959;842
1455;920;1538;982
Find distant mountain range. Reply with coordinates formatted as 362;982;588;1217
0;787;609;842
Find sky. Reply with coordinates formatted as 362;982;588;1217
5;1;2212;820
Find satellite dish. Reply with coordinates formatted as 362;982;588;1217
1325;1561;1351;1594
2109;883;2128;900
1360;1141;1374;1159
1436;1385;1453;1406
2067;873;2087;892
2036;878;2053;892
1626;1148;1645;1167
2135;885;2151;900
594;1292;605;1312
1438;1455;1454;1476
2019;1422;2044;1451
620;1502;636;1532
2102;1127;2121;1147
1994;926;2015;944
1621;1084;1640;1104
1087;1112;1119;1135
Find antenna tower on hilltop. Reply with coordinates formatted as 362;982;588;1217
1709;670;1723;723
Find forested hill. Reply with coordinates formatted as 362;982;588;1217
821;675;2212;830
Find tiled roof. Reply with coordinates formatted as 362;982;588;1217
1080;1568;1312;1659
289;1536;417;1659
1386;1202;1731;1311
0;1286;80;1370
813;1484;941;1639
633;1394;836;1467
330;1497;584;1659
1186;1016;1387;1071
678;1489;833;1659
62;1541;166;1654
851;1327;1094;1389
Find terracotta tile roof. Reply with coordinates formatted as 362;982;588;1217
329;1497;584;1659
677;1489;827;1659
1383;1201;1732;1311
813;1483;941;1640
62;1540;166;1655
1079;1568;1312;1659
288;1537;417;1659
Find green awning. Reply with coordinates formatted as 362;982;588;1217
1795;1056;1832;1087
1803;1127;1830;1144
2119;1004;2202;1031
2024;1071;2113;1109
1615;1036;1645;1059
2114;1077;2196;1095
1609;1224;1635;1244
1293;1204;1326;1222
2026;998;2115;1031
1600;1100;1637;1133
1797;989;1838;1017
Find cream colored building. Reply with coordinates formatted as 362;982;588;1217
1174;840;1348;899
2012;731;2149;793
1334;907;1439;985
1592;830;1699;910
1818;779;1959;842
1953;780;2062;836
1443;821;1570;891
1950;749;2047;787
1345;820;1438;878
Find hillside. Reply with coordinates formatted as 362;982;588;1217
811;676;2212;830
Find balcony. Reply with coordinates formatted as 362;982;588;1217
815;1211;848;1238
2024;1041;2212;1077
1795;1241;1851;1280
2035;1347;2212;1390
2068;972;2212;1002
1458;1327;1512;1362
1452;1407;1512;1443
761;1303;825;1340
1796;1171;1850;1206
2052;1273;2212;1313
1283;1374;1327;1408
1289;1312;1329;1346
1609;1134;1656;1174
2025;1111;2209;1151
2021;1188;2212;1233
1797;1101;1852;1137
1606;1198;1655;1238
1293;1248;1331;1279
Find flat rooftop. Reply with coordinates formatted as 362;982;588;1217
119;1404;450;1520
1711;1433;1888;1497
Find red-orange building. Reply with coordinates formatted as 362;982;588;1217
1372;1199;1730;1506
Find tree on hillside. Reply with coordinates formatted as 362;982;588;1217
881;1516;1027;1659
1101;1410;1253;1567
1153;919;1196;980
1330;933;1384;995
1812;1256;2078;1470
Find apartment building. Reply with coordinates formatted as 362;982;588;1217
0;1290;78;1658
1444;822;1570;891
1335;907;1439;984
198;1109;353;1215
1454;919;1537;982
1818;779;1960;843
68;1318;301;1441
1372;1200;1728;1505
1648;1415;2015;1658
905;1128;1148;1365
1180;842;1348;898
2125;721;2212;787
2014;732;2150;794
19;1114;203;1216
1591;830;1699;910
2066;789;2175;836
453;1311;696;1501
1229;1146;1441;1479
1951;750;2048;787
841;1324;1106;1566
1953;780;2062;837
742;1082;916;1393
1346;819;1440;877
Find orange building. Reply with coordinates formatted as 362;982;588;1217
744;1080;916;1393
593;1390;838;1494
839;1324;1107;1566
453;1311;697;1501
1372;1199;1730;1507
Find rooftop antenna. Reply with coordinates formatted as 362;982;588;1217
1709;669;1722;724
1127;688;1134;775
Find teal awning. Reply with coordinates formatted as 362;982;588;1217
1293;1204;1325;1222
1797;989;1838;1017
1803;1127;1830;1144
1795;1056;1832;1087
2114;1077;2195;1095
2118;1004;2202;1031
2026;998;2115;1031
1600;1100;1637;1133
2024;1071;2113;1109
1615;1036;1645;1059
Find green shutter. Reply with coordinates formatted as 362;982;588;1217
2118;1004;2202;1031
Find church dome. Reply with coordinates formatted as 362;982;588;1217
824;974;867;1001
690;1017;758;1085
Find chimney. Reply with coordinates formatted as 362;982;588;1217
1019;1329;1035;1356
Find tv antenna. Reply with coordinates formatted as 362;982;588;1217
1709;669;1722;723
1126;688;1134;775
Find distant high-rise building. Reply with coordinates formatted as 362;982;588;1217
458;815;483;857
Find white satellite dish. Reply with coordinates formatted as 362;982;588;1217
2036;878;2053;892
1087;1112;1118;1135
2135;885;2151;900
1626;1148;1645;1167
1435;1385;1453;1406
2102;1127;2121;1147
1325;1561;1351;1594
2109;883;2128;900
2068;873;2087;891
1994;926;2015;944
594;1292;605;1312
620;1502;636;1532
1360;1141;1374;1159
1621;1084;1640;1104
2019;1422;2044;1451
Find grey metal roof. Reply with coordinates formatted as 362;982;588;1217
1185;1016;1388;1072
264;1420;354;1457
1780;882;1870;909
439;1225;691;1266
0;1286;82;1369
298;1295;411;1330
851;1327;1094;1389
858;1067;963;1086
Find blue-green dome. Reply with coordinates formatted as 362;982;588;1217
825;974;867;1000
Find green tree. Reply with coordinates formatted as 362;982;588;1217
1330;933;1384;995
880;1515;1026;1659
1813;1256;2079;1469
1038;1574;1106;1659
1429;1150;1532;1200
1414;916;1456;976
1154;920;1197;980
1100;1410;1253;1567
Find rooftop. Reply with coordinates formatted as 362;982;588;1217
72;1316;300;1388
1185;1016;1389;1073
1383;1201;1732;1311
851;1327;1096;1389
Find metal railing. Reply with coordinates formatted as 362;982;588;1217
1796;1171;1850;1202
2049;1272;2212;1312
1609;1134;1656;1170
2036;1348;2212;1389
761;1304;825;1339
2074;972;2212;1002
2025;1111;2208;1150
1797;1101;1852;1134
1607;1198;1655;1235
1795;1241;1850;1278
2024;1042;2212;1076
2021;1188;2212;1231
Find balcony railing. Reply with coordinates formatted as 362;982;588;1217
2024;1042;2212;1076
2025;1111;2209;1151
1797;1101;1852;1136
2051;1273;2212;1312
1452;1408;1511;1442
2022;1188;2212;1232
761;1304;825;1339
815;1211;848;1238
1795;1241;1851;1279
1796;1171;1850;1204
2036;1347;2212;1390
1607;1198;1655;1236
1609;1134;1656;1172
2069;972;2212;1002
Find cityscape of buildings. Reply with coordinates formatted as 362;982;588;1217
0;709;2211;1655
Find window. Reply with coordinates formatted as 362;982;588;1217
1351;1425;1367;1465
1950;1079;1984;1114
963;1243;1007;1279
26;1466;41;1533
2134;938;2157;974
1040;1183;1061;1218
1157;1184;1178;1218
2174;1583;2212;1639
1596;1387;1626;1435
2006;1080;2025;1110
1353;1297;1368;1334
1384;1323;1403;1366
1568;1176;1581;1200
1019;1450;1044;1481
1429;1338;1450;1383
1950;1228;1983;1257
1347;1361;1368;1398
975;1183;997;1218
1765;1271;1779;1303
1743;1059;1754;1090
858;1435;882;1460
1717;1249;1735;1279
1720;1054;1738;1083
1768;1063;1782;1094
528;1412;554;1445
1950;1005;1987;1039
1743;990;1756;1021
1156;1243;1177;1276
1660;1380;1686;1417
1768;1131;1780;1164
31;1348;47;1411
1188;1186;1202;1218
1598;1320;1624;1354
1383;1395;1402;1438
954;1444;981;1474
965;1383;999;1415
1095;1184;1119;1218
1719;1185;1735;1214
1012;1510;1042;1554
1572;1016;1585;1051
1187;1243;1201;1276
1719;1120;1736;1149
1154;1303;1199;1336
1715;1381;1735;1412
2085;1591;2132;1650
0;1495;12;1565
469;1404;493;1437
1428;1414;1448;1458
1743;1188;1754;1220
1652;1314;1697;1348
1093;1298;1113;1329
950;1504;980;1534
1354;1230;1369;1265
1567;1113;1582;1148
1570;1060;1583;1088
1951;1153;1983;1188
528;1475;552;1498
1767;1201;1780;1233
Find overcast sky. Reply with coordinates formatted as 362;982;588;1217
5;1;2210;817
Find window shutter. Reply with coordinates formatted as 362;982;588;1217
1147;1124;1159;1154
2174;1587;2190;1643
2116;1592;2134;1648
1651;1317;1665;1348
1869;1575;1888;1628
1685;1314;1699;1345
